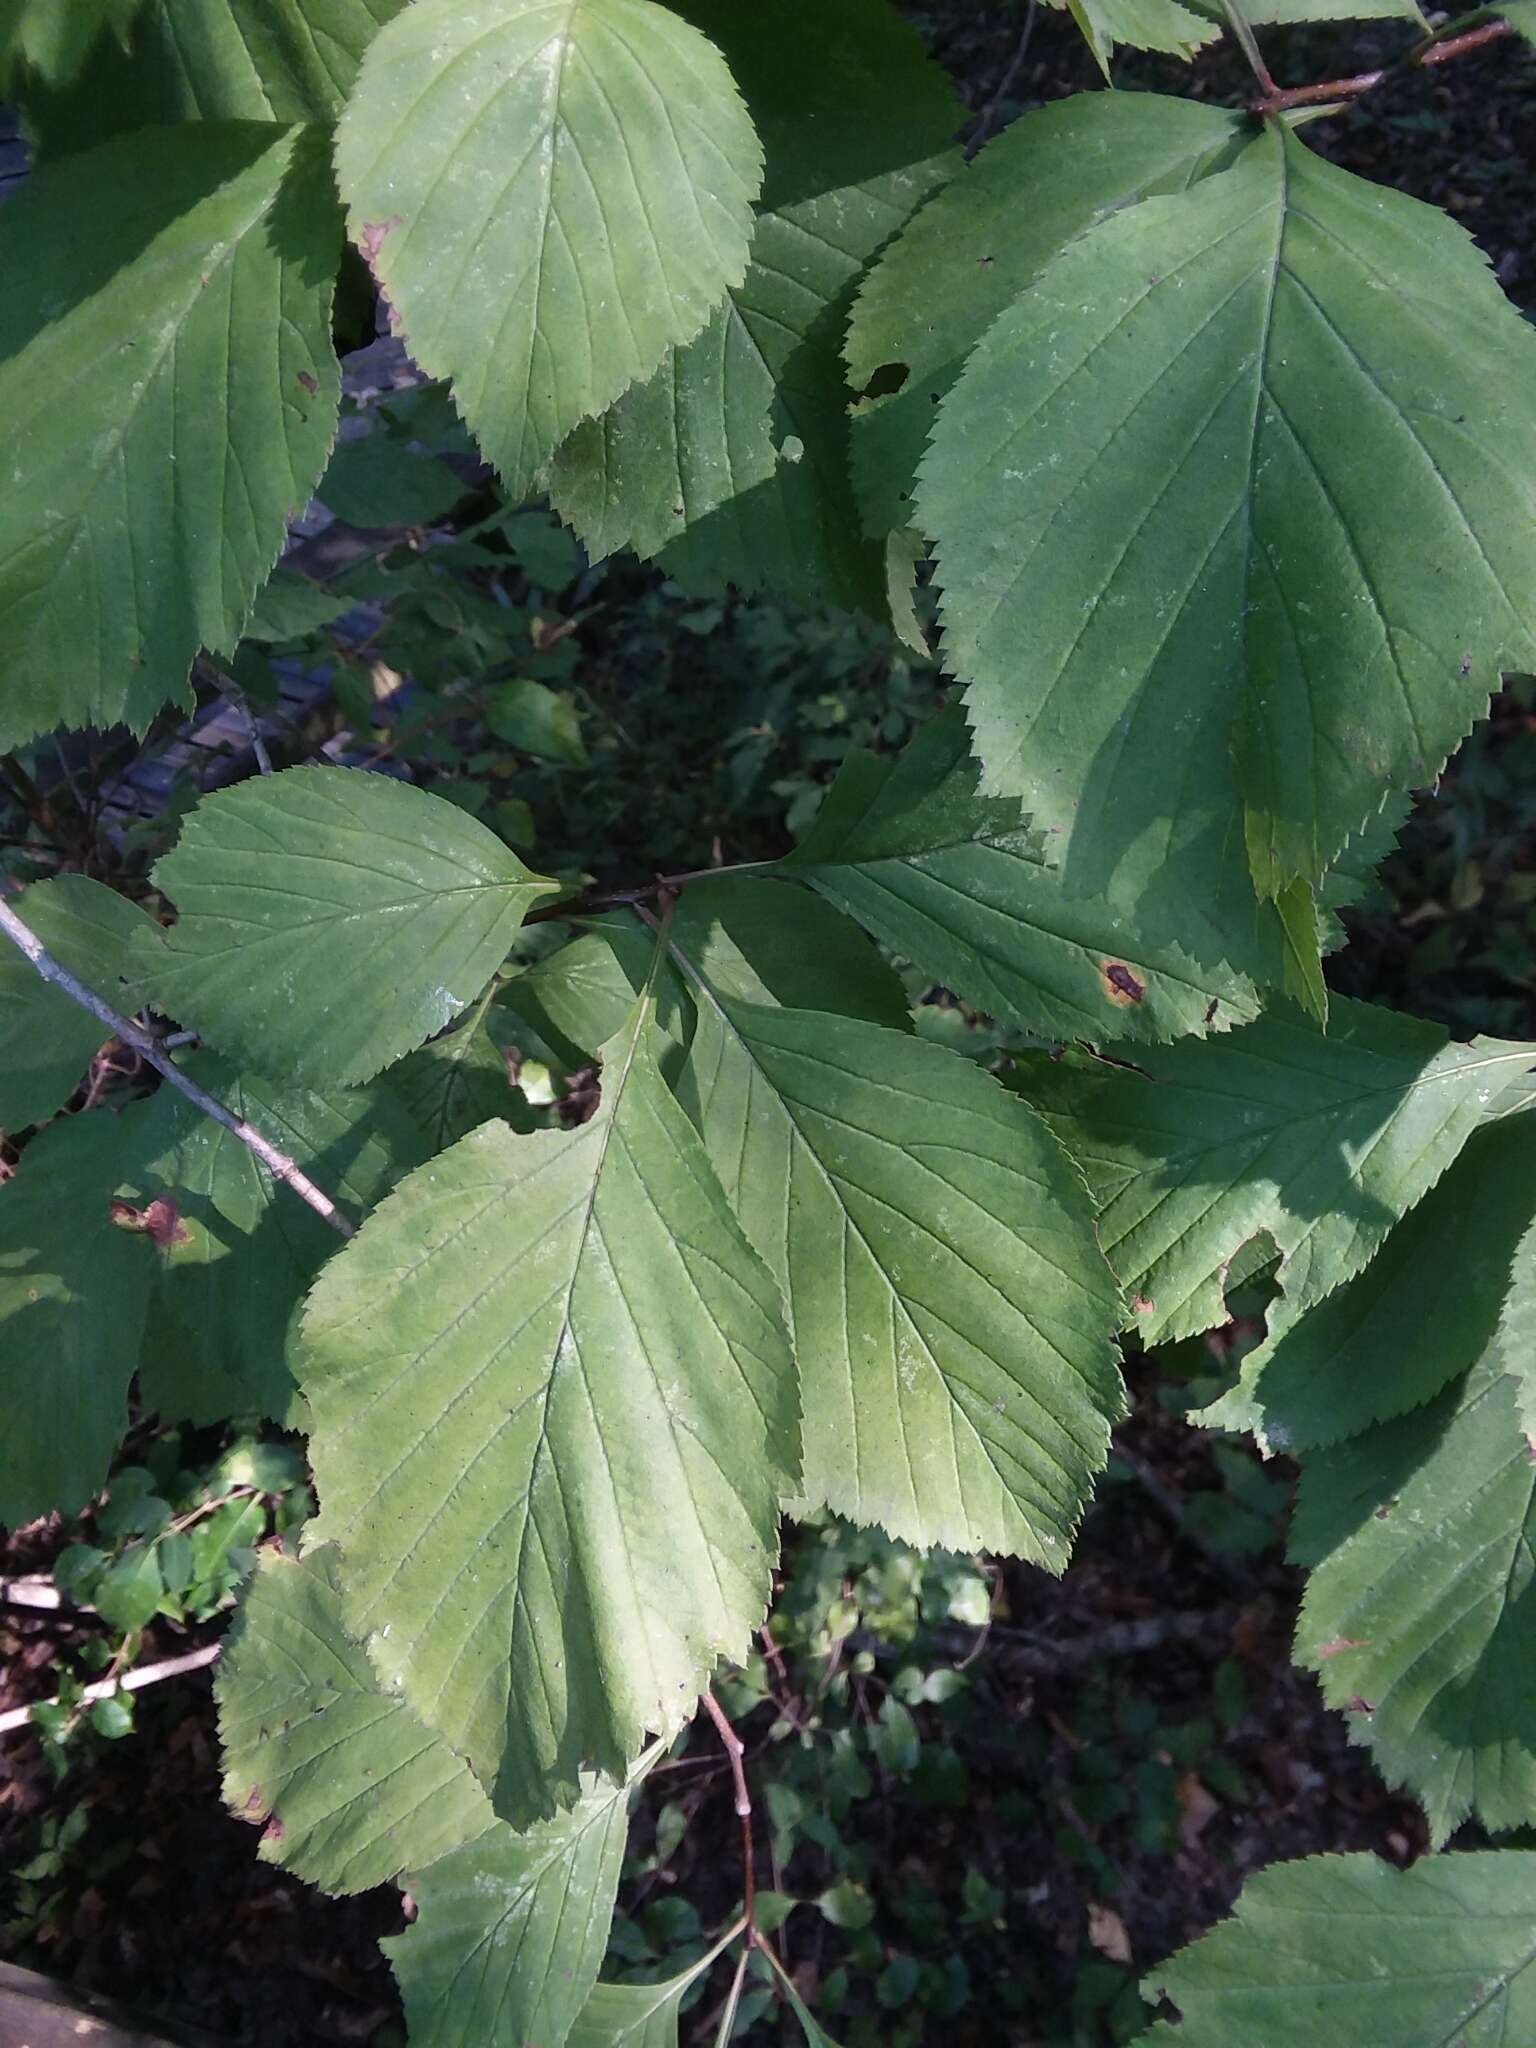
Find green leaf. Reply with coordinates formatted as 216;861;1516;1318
127;1056;425;1425
1296;1350;1536;1841
134;767;559;1087
549;0;958;615
1055;0;1217;74
671;877;912;1036
0;0;141;84
94;1541;164;1631
1496;1218;1536;1438
488;679;590;768
1507;0;1536;42
0;1111;154;1522
300;986;797;1823
1020;998;1536;1345
1185;0;1423;21
19;0;406;153
335;0;763;501
1219;1120;1536;1451
500;878;908;1076
316;431;467;529
1139;1850;1536;2042
216;1546;494;1892
666;933;1125;1561
243;571;352;645
921;124;1536;907
384;1772;633;2048
571;1965;711;2048
0;122;341;748
846;93;1243;538
783;706;1264;1046
0;876;158;1134
395;1005;534;1151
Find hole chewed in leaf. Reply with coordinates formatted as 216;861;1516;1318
858;361;909;402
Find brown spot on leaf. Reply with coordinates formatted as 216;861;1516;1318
241;1786;269;1825
261;1816;286;1846
109;1196;189;1249
1204;998;1219;1026
1344;1695;1376;1715
295;369;319;395
356;217;403;273
1132;1293;1156;1316
1317;1637;1369;1660
1102;960;1145;1006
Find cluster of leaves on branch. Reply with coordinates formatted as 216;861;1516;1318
2;0;1536;2040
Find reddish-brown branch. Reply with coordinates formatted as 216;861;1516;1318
700;1690;755;1928
1255;16;1514;113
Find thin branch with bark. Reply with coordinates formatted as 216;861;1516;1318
0;1642;221;1737
1254;15;1515;112
0;897;353;1237
700;1690;756;1929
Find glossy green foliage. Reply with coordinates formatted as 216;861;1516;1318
135;768;558;1086
1227;1121;1536;1450
335;0;763;499
0;122;340;746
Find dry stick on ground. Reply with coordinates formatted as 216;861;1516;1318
0;897;353;1237
0;1642;221;1737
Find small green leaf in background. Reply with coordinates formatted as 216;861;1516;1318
487;679;590;767
135;767;559;1086
0;874;158;1134
0;1110;155;1523
242;570;353;646
316;430;467;529
0;0;141;85
335;0;764;499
